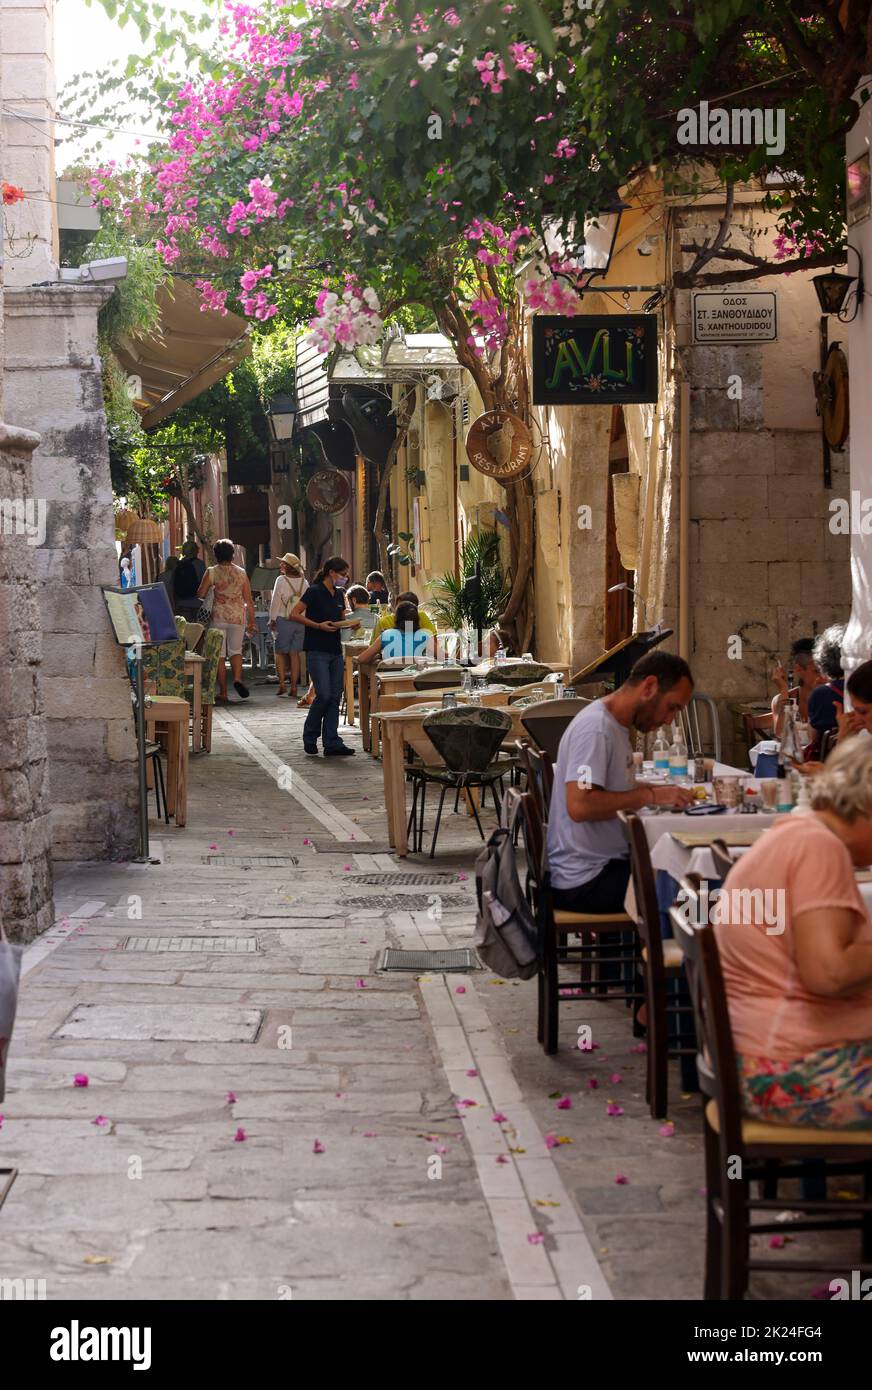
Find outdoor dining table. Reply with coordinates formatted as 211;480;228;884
185;651;205;753
370;699;528;856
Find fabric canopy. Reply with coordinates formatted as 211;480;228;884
114;277;251;430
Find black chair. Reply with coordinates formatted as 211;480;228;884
670;875;872;1301
709;837;735;882
513;787;641;1054
406;706;512;857
620;813;696;1119
519;697;589;761
519;742;554;827
145;740;169;824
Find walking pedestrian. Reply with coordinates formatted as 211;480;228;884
269;553;308;697
197;540;257;702
173;539;207;620
289;555;361;756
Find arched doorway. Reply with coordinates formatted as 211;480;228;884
605;406;634;647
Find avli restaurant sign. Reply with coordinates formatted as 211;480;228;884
532;315;658;406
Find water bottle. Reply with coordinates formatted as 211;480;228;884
669;724;688;782
495;642;507;666
778;699;801;778
653;729;670;775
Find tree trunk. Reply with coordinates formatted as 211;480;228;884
176;491;210;552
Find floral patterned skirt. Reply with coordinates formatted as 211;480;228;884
737;1040;872;1130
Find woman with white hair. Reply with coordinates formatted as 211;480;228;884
713;738;872;1128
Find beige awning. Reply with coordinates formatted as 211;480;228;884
115;276;251;430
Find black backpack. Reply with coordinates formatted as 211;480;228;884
173;559;200;599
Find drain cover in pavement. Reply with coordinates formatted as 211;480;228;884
204;855;299;867
342;894;469;911
123;936;258;953
54;1004;263;1043
350;873;457;886
381;949;480;972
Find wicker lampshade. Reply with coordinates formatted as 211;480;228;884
114;507;138;534
125;517;163;546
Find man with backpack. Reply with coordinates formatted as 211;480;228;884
173;539;207;619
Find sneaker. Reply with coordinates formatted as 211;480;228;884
234;680;250;699
303;743;319;756
324;745;355;757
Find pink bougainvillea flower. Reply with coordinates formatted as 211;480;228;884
91;1115;109;1127
455;986;466;994
73;1073;89;1087
769;1235;786;1249
556;1097;572;1110
456;1099;477;1109
356;978;366;989
234;1127;246;1142
614;1173;629;1185
606;1102;624;1117
492;1112;508;1124
226;1091;237;1105
343;864;351;871
609;1073;623;1085
586;1078;599;1090
457;872;467;881
496;1154;509;1165
466;1068;478;1077
312;1139;325;1154
527;1232;545;1245
544;1132;559;1149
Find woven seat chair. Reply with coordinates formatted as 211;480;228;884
670;875;872;1301
520;697;589;761
487;660;554;688
406;706;512;857
412;667;464;691
142;636;186;698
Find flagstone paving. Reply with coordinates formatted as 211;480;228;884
0;688;861;1300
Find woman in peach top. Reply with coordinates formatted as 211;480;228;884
713;738;872;1129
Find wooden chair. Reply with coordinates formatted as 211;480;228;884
820;727;838;761
407;707;512;857
709;837;735;882
513;787;641;1055
519;697;589;761
519;742;554;827
620;813;696;1118
669;876;872;1301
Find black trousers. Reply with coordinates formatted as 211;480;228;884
552;858;633;986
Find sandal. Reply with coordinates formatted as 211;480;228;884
276;686;288;697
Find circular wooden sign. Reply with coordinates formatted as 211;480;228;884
814;344;849;450
465;410;533;482
306;468;352;514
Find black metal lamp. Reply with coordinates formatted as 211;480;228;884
581;201;628;281
812;269;857;316
266;392;298;442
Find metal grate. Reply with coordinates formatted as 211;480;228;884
381;948;480;973
349;873;458;886
204;855;299;867
123;936;258;953
342;894;469;911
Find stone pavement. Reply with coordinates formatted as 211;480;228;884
0;687;860;1300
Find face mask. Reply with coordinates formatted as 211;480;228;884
333;576;348;589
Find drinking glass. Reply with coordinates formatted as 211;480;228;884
759;778;780;812
713;775;742;809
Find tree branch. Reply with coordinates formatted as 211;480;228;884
674;247;845;288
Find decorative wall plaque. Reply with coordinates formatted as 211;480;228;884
465;410;533;481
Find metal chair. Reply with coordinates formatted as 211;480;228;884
145;740;169;824
520;697;589;761
514;787;641;1055
406;706;512;857
620;813;696;1119
679;692;722;762
670;875;872;1301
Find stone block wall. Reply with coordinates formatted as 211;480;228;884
4;284;139;861
0;422;54;942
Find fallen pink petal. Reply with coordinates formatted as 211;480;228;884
659;1122;675;1137
356;978;366;988
492;1112;508;1123
527;1232;545;1245
226;1091;237;1105
362;1131;377;1138
73;1073;89;1088
455;986;466;994
630;1042;648;1054
466;1068;478;1077
606;1103;624;1117
556;1096;572;1110
544;1133;559;1149
769;1235;786;1249
609;1073;623;1084
614;1174;629;1185
495;1154;509;1164
234;1128;246;1142
91;1115;109;1127
586;1078;599;1090
312;1139;325;1154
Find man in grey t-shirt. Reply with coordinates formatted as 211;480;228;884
546;650;695;916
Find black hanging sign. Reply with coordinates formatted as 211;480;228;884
532;315;658;406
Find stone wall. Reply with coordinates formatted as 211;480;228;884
0;0;58;287
0;422;54;941
4;283;139;861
